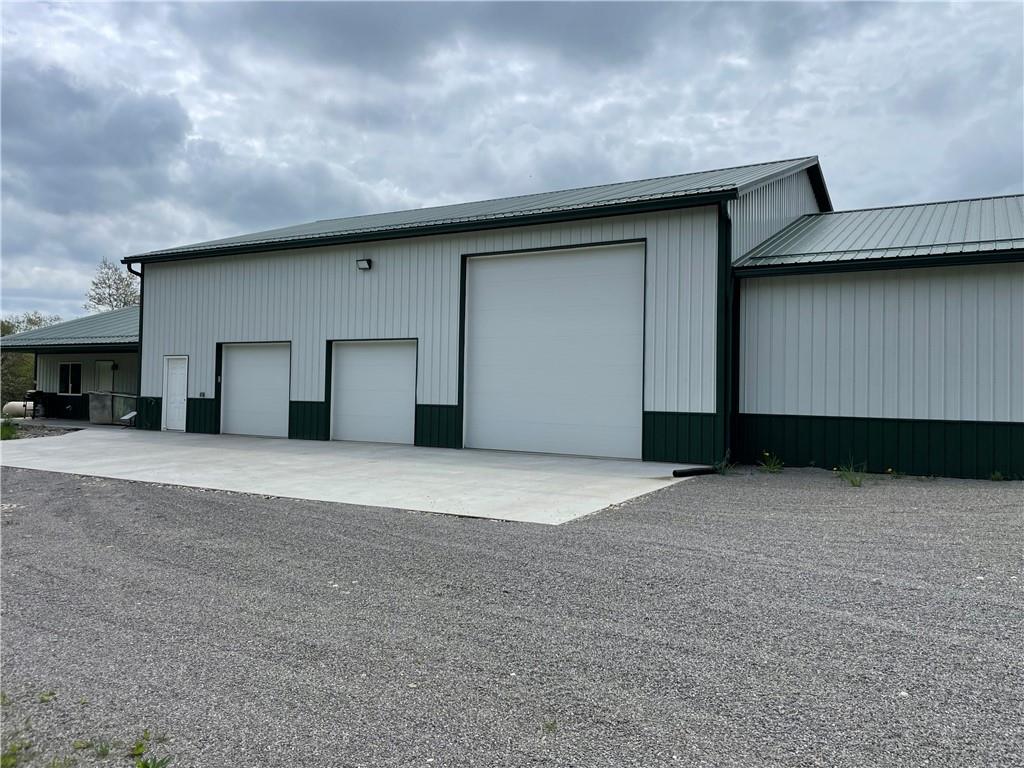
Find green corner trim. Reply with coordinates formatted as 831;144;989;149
186;398;219;434
414;404;462;448
716;201;733;463
136;396;162;430
736;413;1024;479
643;412;718;465
289;401;329;440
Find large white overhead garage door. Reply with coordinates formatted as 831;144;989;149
221;343;290;437
464;244;644;459
332;340;416;444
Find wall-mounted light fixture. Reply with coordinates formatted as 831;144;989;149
356;258;373;271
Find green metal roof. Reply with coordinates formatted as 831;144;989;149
737;194;1024;273
126;156;828;263
1;305;139;350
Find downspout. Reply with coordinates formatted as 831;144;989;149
126;261;144;420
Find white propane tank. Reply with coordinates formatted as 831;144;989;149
2;401;32;418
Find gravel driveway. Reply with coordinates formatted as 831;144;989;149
1;466;1021;767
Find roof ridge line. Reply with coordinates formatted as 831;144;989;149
302;156;818;225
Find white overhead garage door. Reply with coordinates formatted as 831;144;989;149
464;244;644;459
221;343;290;437
332;340;416;444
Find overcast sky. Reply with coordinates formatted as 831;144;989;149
2;1;1021;318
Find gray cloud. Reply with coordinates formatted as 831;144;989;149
178;138;383;231
161;2;680;76
1;1;1021;319
1;58;191;214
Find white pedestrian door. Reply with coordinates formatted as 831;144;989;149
332;340;416;444
162;356;188;431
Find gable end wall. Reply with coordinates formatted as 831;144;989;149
729;170;820;262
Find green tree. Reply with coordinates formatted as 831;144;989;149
1;311;61;405
84;256;139;312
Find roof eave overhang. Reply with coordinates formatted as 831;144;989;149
804;162;833;212
122;191;737;265
1;342;139;355
734;248;1024;278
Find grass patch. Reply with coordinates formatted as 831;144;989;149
757;450;784;474
92;742;110;758
37;691;56;704
135;757;172;768
1;739;33;768
834;461;866;487
712;451;735;475
0;420;17;441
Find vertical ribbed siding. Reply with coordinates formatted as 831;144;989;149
414;404;462;448
37;393;90;420
736;413;1024;480
642;412;719;464
36;353;139;394
136;396;161;430
142;207;721;414
288;401;329;440
729;170;820;261
739;264;1024;422
185;398;219;434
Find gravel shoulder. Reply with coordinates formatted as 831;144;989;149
2;423;77;440
1;466;1021;767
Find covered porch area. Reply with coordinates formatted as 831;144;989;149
1;306;140;423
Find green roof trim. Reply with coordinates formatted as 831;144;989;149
736;194;1024;275
125;156;828;264
1;305;139;350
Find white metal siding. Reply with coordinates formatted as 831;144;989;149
729;170;820;262
142;207;720;413
36;353;139;394
739;264;1024;422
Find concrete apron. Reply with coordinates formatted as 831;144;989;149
0;429;693;525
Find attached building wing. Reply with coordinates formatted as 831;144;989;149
1;305;139;352
736;194;1024;274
